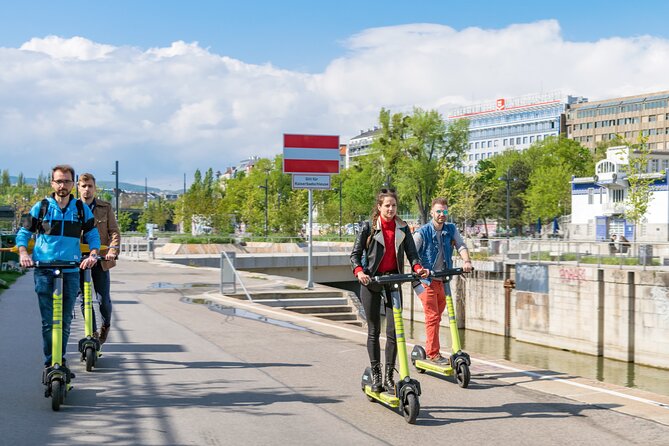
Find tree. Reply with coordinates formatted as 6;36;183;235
622;135;654;241
174;167;225;233
138;200;170;233
522;137;594;223
117;211;133;232
0;170;10;193
373;107;469;223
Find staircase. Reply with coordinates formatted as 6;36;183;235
229;290;363;327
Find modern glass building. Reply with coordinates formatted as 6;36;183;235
448;92;587;173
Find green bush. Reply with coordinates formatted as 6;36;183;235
169;235;235;244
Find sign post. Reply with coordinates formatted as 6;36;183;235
283;134;340;289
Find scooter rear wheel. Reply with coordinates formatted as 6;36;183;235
51;380;63;411
85;347;95;371
455;362;471;388
401;393;419;424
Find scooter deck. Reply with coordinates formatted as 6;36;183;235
414;359;454;375
364;385;400;407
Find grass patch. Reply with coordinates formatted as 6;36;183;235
529;252;660;266
284;284;303;290
470;252;490;261
249;275;268;280
0;270;24;294
170;235;235;244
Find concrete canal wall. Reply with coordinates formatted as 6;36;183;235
448;262;669;369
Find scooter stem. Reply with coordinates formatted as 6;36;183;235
83;268;93;338
390;285;410;380
52;270;63;366
446;285;462;353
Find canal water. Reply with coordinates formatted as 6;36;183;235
404;318;669;398
329;280;669;398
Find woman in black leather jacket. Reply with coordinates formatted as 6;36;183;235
350;188;427;392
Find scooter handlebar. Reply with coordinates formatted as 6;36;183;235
371;273;421;284
430;267;474;279
33;261;81;269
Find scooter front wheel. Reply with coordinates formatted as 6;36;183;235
401;393;419;424
51;380;63;411
455;362;471;388
85;347;95;371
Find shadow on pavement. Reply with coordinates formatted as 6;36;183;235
133;358;313;370
418;401;621;426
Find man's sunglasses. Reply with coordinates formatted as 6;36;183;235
434;209;449;215
380;188;396;194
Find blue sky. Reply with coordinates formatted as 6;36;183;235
3;0;668;72
1;1;669;188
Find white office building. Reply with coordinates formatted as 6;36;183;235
570;146;669;242
448;92;587;173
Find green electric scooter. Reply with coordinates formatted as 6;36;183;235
411;268;472;387
78;260;101;371
361;273;422;424
35;261;79;411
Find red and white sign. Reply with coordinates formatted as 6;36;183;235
283;134;340;174
496;98;506;110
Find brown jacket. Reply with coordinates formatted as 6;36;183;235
91;199;121;271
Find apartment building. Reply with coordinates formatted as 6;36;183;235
566;90;669;151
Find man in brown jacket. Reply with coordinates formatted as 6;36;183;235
78;173;121;344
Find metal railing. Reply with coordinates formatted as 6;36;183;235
220;252;253;301
486;239;669;269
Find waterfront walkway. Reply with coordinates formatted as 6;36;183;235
1;259;668;445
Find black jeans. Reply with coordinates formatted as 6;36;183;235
360;283;397;367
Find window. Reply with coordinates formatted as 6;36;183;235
650;159;659;172
503;138;507;146
494;140;498;147
523;136;528;144
612;189;624;202
475;142;479;149
649;115;657;122
516;137;521;144
588;188;594;205
530;136;534;143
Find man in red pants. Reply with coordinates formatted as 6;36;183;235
413;197;472;363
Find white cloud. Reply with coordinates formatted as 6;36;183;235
2;22;669;187
20;35;115;60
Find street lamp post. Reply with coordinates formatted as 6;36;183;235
339;177;343;239
112;160;119;221
333;177;343;239
258;178;268;238
498;169;516;252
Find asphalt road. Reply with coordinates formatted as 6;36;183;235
1;260;668;446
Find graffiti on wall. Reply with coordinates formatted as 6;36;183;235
559;267;587;284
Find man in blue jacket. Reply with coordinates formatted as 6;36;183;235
17;164;101;369
413;197;472;363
